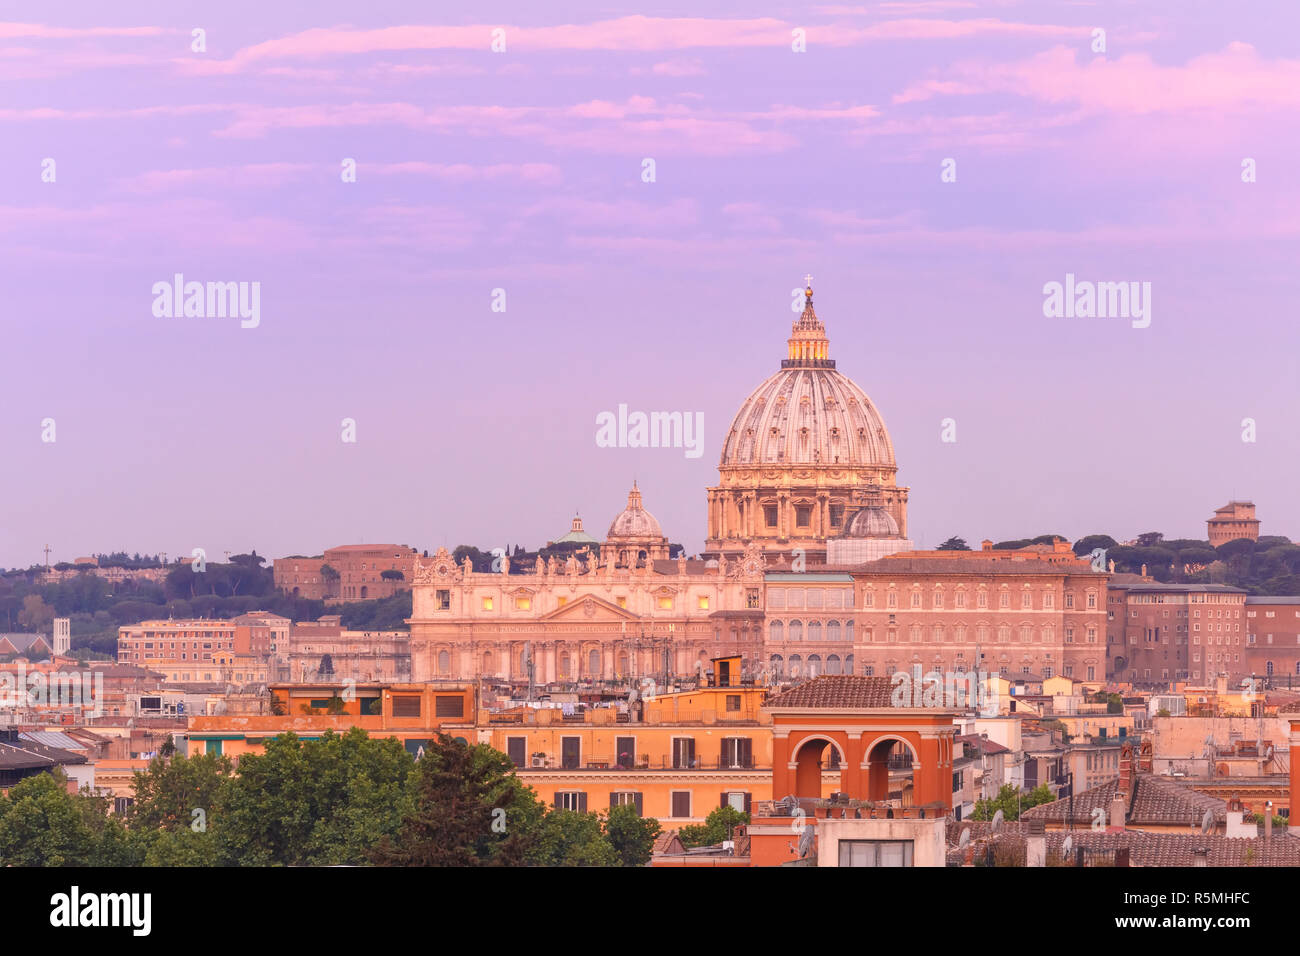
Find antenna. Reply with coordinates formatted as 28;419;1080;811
797;823;815;858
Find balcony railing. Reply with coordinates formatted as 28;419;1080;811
524;756;764;771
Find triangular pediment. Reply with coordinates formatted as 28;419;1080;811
539;594;640;622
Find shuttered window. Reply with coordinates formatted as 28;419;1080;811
721;737;753;768
610;791;643;815
671;791;691;818
434;695;464;718
392;696;420;717
506;737;526;768
616;737;635;769
554;791;587;812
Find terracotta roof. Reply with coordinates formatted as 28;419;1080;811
765;675;897;709
957;735;1011;756
947;822;1300;867
856;556;1096;576
1022;776;1226;828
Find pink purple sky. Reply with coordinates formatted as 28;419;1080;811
3;1;1299;568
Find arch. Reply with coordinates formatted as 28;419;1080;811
826;619;841;641
807;653;822;676
437;650;450;674
788;653;803;677
788;620;803;641
826;653;842;675
360;585;368;599
863;734;921;805
846;653;855;674
807;620;822;642
770;620;784;642
588;648;601;678
791;735;846;799
769;653;784;677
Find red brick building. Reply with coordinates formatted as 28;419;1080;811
1244;596;1300;683
273;544;419;602
1105;576;1247;687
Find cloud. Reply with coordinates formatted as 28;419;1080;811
894;43;1300;113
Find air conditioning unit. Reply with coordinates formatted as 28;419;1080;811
531;756;546;768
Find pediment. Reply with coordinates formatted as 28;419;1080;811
539;594;640;622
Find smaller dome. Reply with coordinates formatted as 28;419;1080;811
608;482;663;539
838;506;899;539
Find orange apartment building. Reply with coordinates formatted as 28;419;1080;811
184;659;866;823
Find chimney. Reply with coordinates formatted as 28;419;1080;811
1025;818;1046;867
1265;800;1274;843
1110;794;1127;830
1192;847;1208;867
1216;674;1228;697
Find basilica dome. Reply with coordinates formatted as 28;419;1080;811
608;482;663;538
705;279;910;562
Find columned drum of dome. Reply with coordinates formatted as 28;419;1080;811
705;280;909;562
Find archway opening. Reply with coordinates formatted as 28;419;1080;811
866;737;917;806
792;737;845;799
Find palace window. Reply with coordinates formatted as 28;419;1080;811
698;595;710;610
796;506;812;527
481;597;494;611
516;595;532;610
764;505;778;528
436;589;451;610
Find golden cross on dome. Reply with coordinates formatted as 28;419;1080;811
804;273;813;289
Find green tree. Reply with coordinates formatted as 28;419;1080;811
531;809;619;866
603;804;661;866
971;783;1055;822
937;537;971;551
127;751;232;832
217;728;415;866
371;734;530;866
679;805;749;848
1072;535;1118;557
17;593;53;631
0;772;135;866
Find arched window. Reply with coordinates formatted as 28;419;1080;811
932;625;944;643
770;654;784;677
589;649;600;677
617;651;629;676
826;654;842;675
560;652;571;678
807;654;822;676
437;650;450;673
770;620;784;642
788;654;803;677
846;620;854;643
826;620;841;641
807;621;822;642
788;620;803;641
846;654;855;674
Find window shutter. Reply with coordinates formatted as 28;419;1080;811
553;794;562;809
721;792;729;809
744;792;752;814
741;737;752;768
634;792;643;817
687;738;695;765
578;792;587;813
610;791;619;809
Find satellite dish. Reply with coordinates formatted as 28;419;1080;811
798;824;815;858
1062;835;1073;859
1201;809;1214;834
957;827;971;850
991;809;1004;833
